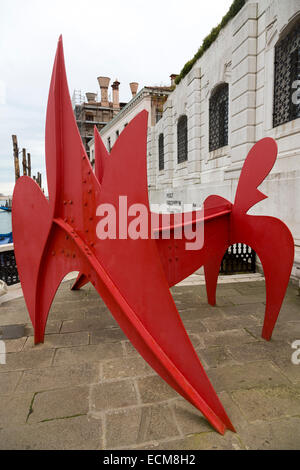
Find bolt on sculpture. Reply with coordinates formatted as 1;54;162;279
12;37;294;435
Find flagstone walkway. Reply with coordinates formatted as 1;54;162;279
0;278;299;450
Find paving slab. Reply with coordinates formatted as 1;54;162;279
90;380;138;411
28;385;90;423
0;415;102;450
16;363;100;393
0;370;23;395
53;343;124;366
208;360;289;392
0;393;33;427
102;356;154;381
137;375;178;404
23;331;89;350
231;385;300;422
200;328;257;348
0;349;54;372
240;417;300;450
106;404;179;449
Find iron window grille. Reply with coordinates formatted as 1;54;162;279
156;109;163;123
273;20;300;128
177;115;188;164
158;133;164;171
220;243;256;275
209;83;229;152
0;249;19;286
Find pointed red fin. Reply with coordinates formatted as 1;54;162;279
94;125;109;184
45;36;101;228
234;138;278;214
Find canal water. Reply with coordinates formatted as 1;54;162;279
0;211;12;233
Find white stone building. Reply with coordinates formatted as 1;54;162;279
88;84;173;161
147;0;300;283
89;0;300;283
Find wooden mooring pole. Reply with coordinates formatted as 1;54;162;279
22;148;27;176
12;135;20;182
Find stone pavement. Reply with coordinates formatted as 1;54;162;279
0;278;299;450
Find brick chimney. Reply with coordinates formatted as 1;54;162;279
97;76;110;107
170;74;178;86
112;79;120;109
86;92;97;103
129;82;138;98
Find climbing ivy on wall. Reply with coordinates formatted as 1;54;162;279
175;0;246;85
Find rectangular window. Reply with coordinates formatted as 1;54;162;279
209;83;229;152
290;48;300;120
273;21;300;127
158;133;164;171
177;115;188;163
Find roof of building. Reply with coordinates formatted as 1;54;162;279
87;85;173;145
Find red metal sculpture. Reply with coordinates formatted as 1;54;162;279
12;37;294;435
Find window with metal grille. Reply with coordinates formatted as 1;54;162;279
177;115;188;163
273;20;300;127
220;244;256;275
209;83;229;152
0;250;19;286
158;133;164;171
156;109;163;123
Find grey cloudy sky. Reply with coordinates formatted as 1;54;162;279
0;0;233;195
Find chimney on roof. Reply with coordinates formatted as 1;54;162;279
170;74;178;86
86;92;97;103
112;79;120;109
129;82;138;98
97;76;110;107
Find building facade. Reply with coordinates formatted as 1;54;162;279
72;77;127;161
88;84;173;159
147;0;300;283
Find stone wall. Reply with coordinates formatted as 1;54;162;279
148;0;300;282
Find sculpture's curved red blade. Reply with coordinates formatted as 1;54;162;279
233;138;277;214
12;36;235;435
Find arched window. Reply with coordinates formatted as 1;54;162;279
209;83;229;152
158;133;164;171
177;115;188;163
273;20;300;127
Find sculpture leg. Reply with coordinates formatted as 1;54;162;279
71;272;89;291
230;214;294;340
204;248;226;306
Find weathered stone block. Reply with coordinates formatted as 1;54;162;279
28;385;90;423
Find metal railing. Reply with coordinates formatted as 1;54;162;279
0;244;19;286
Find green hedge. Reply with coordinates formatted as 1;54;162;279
175;0;246;85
